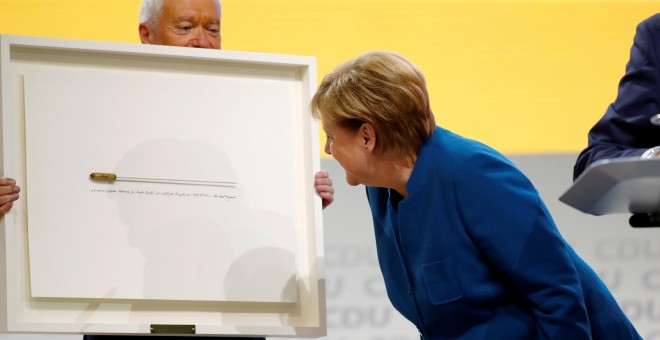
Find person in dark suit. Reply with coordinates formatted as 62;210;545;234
312;50;641;339
573;13;660;179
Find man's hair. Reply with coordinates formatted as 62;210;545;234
311;51;436;157
139;0;222;27
139;0;164;26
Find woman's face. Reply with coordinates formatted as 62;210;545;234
321;119;371;187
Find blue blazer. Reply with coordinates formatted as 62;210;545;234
574;13;660;179
367;127;640;339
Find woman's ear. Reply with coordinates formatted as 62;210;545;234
359;123;377;153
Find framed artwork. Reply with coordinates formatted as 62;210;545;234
0;35;325;337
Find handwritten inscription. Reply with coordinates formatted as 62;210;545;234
90;188;236;201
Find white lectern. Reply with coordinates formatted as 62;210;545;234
0;35;325;337
560;157;660;227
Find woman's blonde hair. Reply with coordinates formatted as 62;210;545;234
311;51;436;156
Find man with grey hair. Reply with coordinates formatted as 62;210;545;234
94;0;264;340
139;0;222;49
136;0;338;209
83;3;267;339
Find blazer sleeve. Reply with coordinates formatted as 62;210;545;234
574;14;660;179
455;152;592;339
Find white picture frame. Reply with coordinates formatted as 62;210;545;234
0;35;325;337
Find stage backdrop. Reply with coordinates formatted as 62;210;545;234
0;1;659;339
0;0;658;155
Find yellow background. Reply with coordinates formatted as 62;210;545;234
0;0;657;155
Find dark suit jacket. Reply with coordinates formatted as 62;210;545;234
368;127;640;339
574;13;660;179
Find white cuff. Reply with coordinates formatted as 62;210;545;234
641;146;660;159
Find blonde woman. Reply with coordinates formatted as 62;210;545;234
312;51;640;339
